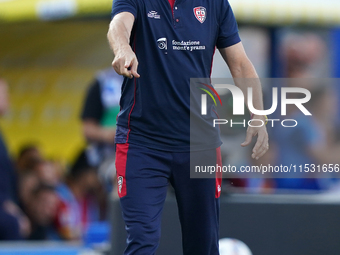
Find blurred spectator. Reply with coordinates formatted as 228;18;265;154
18;160;61;240
54;150;102;240
81;68;123;190
18;172;39;209
267;33;340;191
32;159;60;187
24;184;59;240
0;79;31;240
272;84;340;190
282;33;326;79
16;144;43;174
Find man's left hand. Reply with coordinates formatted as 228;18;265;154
241;115;269;160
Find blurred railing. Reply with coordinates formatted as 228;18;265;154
0;241;98;255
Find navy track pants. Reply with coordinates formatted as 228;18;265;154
115;143;222;255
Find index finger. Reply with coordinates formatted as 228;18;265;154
130;59;140;78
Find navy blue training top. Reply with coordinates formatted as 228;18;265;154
112;0;240;152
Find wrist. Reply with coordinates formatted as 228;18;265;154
115;44;132;56
251;114;268;125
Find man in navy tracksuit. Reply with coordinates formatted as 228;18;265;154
108;0;269;253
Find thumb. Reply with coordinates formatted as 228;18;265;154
241;130;253;147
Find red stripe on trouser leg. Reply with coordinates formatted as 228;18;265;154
215;147;222;198
115;143;129;198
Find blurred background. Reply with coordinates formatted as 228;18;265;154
1;0;340;254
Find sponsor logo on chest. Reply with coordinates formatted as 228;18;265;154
148;10;161;19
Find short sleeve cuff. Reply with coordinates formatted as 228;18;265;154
111;7;137;20
216;32;241;49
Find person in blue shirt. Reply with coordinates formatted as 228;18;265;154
108;0;269;254
272;85;340;191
